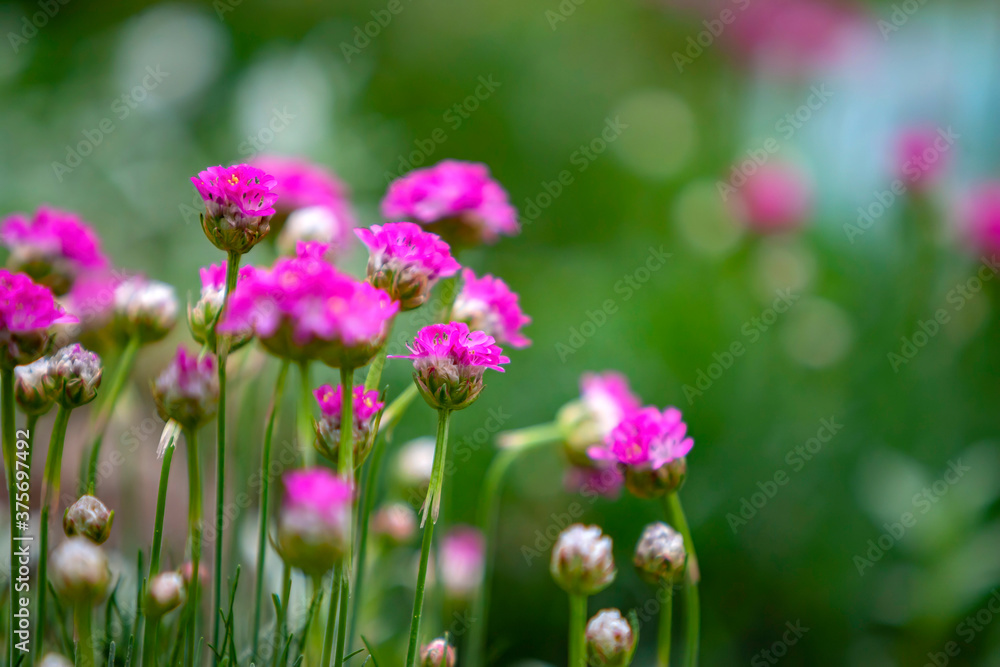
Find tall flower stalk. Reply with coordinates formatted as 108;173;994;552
84;333;139;491
184;426;204;663
665;493;699;667
37;404;70;655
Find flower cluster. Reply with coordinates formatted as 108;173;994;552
313;384;384;466
451;268;531;348
389;321;509;410
277;468;354;576
356;222;460;310
0;269;76;368
0;206;108;295
192;164;278;254
382;160;519;246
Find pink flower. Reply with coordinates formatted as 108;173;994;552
389;321;509;410
896;126;951;190
279;468;354;575
189;263;260;350
313;384;385;465
219;242;398;367
355;222;460;310
580;372;642;437
381;160;519;245
152;347;219;428
0;269;77;367
733;163;812;234
591;407;693;471
440;525;485;599
452;268;530;348
1;207;109;295
959;182;1000;256
283;468;354;524
251;155;356;221
192;164;278;254
314;384;384;424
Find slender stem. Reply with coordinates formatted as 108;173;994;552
86;333;141;492
347;427;387;650
658;583;674;667
320;568;341;667
665;493;699;667
37;405;71;657
76;603;95;667
185;427;203;667
297;362;314;467
333;570;350;667
138;436;176;667
569;594;587;667
275;564;291;667
338;367;355;477
405;409;451;667
252;361;290;661
2;366;14;667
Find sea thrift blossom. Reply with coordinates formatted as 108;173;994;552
277;468;354;576
382;159;519;246
561;371;641;466
146;572;186;617
188;262;259;351
313;384;385;466
63;495;114;545
219;242;398;367
633;521;686;585
113;277;178;343
152;347;219;430
451;268;531;348
959;182;1000;256
733;163;812;234
420;638;456;667
0;206;109;295
356;222;460;310
586;609;636;667
440;525;485;600
49;343;102;408
192;164;278;254
389;321;509;411
0;269;76;368
550;524;616;596
14;356;55;415
896;126;952;190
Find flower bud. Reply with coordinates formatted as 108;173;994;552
63;495;114;545
550;524;616;596
277;469;354;576
180;561;208;588
14;357;55;415
441;525;485;601
586;609;636;667
633;522;685;585
624;457;687;500
152;347;219;430
113;277;178;343
393;438;436;505
192;164;278;254
188;264;257;352
420;638;455;667
49;344;102;408
146;571;186;617
370;502;417;545
49;537;110;606
38;654;74;667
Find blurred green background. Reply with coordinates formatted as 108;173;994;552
3;0;1000;664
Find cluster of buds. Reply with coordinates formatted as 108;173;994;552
49;537;110;606
356;222;460;310
585;608;637;667
550;524;616;596
145;571;186;618
420;638;456;667
192;164;278;254
389;321;509;411
633;522;686;585
276;469;354;576
63;495;114;545
152;347;219;430
313;384;384;467
113;276;178;343
0;269;77;368
188;263;258;351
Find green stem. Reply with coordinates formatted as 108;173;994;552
76;603;95;667
405;409;451;667
252;361;290;661
338;367;355;476
495;421;563;450
185;427;203;667
333;570;349;667
320;569;341;667
569;594;587;667
297;362;314;467
665;493;699;667
85;333;141;493
37;405;71;657
138;432;177;667
347;428;387;650
658;583;673;667
274;564;291;667
2;366;14;667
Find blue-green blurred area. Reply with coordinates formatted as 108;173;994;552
3;0;1000;664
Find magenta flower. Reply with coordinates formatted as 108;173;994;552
561;372;641;486
152;347;219;429
580;372;641;436
189;262;259;350
733;163;812;234
192;164;278;254
959;182;1000;256
564;466;624;499
452;268;531;348
1;206;108;296
381;160;519;246
278;468;354;575
355;222;460;310
440;525;485;600
389;321;508;411
219;242;398;367
896;126;951;190
313;384;385;466
0;269;77;368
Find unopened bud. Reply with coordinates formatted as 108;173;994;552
633;522;686;585
550;524;616;596
420;638;455;667
152;347;219;430
624;457;687;499
63;495;114;545
146;571;186;617
370;502;417;545
14;357;54;415
49;344;102;408
114;278;178;343
38;654;74;667
586;608;636;667
49;537;110;606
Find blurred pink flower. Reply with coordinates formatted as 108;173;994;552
895;126;952;190
452;268;531;348
734;163;813;234
440;525;485;599
580;371;642;437
959;182;1000;256
356;222;460;310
